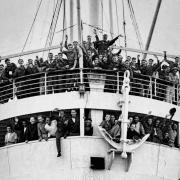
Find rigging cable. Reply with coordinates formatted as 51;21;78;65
61;0;66;44
129;0;144;49
82;22;111;35
121;0;127;57
44;0;59;54
45;0;63;49
100;0;104;34
20;0;43;55
115;0;121;45
127;0;144;50
56;24;77;34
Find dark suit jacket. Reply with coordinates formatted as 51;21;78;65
20;127;29;142
28;123;38;141
67;117;80;136
56;116;67;137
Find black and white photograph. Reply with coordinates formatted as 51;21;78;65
0;0;180;179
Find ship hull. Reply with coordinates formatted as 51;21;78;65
0;137;179;180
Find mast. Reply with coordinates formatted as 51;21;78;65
77;0;82;43
109;0;114;38
70;0;74;42
62;0;67;42
77;0;84;137
89;0;99;35
143;0;162;59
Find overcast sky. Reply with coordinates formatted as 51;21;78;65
0;0;179;61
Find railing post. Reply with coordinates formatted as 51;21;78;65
44;72;47;95
116;71;120;93
80;108;84;136
12;79;16;100
150;77;152;99
154;78;157;97
176;84;179;105
80;68;83;84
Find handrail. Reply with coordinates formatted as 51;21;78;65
0;68;179;105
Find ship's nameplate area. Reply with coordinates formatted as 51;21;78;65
0;137;180;180
0;91;179;121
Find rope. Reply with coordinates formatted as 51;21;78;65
20;0;43;56
121;0;127;57
83;22;114;36
56;24;77;34
127;0;144;50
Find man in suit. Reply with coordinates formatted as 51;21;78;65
54;109;68;157
20;120;29;143
28;116;38;141
67;109;80;136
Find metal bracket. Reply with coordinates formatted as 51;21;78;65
107;148;133;172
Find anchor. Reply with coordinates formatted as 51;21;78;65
98;70;149;171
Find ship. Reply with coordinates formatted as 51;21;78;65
0;0;180;180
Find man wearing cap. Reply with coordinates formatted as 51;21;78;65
94;31;122;55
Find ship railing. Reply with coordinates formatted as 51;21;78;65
0;68;179;105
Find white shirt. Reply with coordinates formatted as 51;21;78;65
24;127;27;133
72;118;76;123
45;120;57;137
7;133;11;140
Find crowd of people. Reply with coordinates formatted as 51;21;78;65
3;109;179;159
0;31;180;103
100;110;178;147
4;109;93;157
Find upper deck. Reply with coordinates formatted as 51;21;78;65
0;67;179;121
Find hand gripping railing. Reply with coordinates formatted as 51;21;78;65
0;68;179;105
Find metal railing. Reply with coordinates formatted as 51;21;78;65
0;68;179;105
